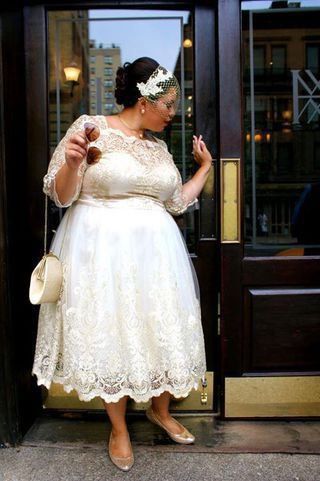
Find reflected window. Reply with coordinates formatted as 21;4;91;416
271;46;286;73
254;45;265;73
242;0;320;256
306;44;320;72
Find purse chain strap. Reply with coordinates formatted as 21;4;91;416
44;193;72;259
44;194;48;255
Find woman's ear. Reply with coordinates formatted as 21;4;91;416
138;97;148;115
138;97;147;109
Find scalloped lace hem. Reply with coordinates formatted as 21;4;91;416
32;371;205;404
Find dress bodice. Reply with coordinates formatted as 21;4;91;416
43;114;199;215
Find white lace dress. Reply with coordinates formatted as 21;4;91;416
31;114;207;403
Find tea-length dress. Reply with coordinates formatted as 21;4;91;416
31;114;207;403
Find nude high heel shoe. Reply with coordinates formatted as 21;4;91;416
108;431;134;471
146;406;195;444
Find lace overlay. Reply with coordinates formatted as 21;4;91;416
43;114;199;215
32;114;206;403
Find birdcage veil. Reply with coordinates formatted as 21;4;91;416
136;65;181;119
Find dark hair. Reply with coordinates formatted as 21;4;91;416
115;57;159;108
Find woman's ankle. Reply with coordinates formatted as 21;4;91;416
151;405;171;420
111;426;129;437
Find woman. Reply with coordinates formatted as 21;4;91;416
32;57;212;471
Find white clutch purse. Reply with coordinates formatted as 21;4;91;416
29;194;69;305
29;252;63;305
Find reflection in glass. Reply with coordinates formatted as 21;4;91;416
47;9;204;251
242;1;320;256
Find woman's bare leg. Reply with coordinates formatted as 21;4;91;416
101;395;132;457
151;391;185;434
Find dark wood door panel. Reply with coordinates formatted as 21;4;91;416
243;287;320;373
218;0;320;418
243;257;320;286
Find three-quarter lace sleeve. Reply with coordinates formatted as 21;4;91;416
164;162;199;216
43;114;89;208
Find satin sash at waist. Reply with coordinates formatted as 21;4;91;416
76;192;166;211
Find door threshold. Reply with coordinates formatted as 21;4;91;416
21;413;320;454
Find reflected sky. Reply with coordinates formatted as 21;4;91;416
88;9;190;72
242;1;320;10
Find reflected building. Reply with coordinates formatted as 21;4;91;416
242;7;320;249
48;13;122;157
48;11;90;155
88;41;121;116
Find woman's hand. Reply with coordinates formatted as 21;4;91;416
181;134;213;203
65;132;88;171
192;135;213;169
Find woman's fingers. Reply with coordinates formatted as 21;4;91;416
66;144;87;159
199;135;208;152
192;135;212;166
68;141;87;155
193;135;202;153
66;132;88;159
65;136;88;167
67;145;87;158
193;135;209;150
200;140;209;152
69;132;88;148
67;148;86;161
193;135;199;148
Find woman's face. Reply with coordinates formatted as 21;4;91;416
142;88;180;132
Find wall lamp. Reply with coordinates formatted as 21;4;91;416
64;62;81;97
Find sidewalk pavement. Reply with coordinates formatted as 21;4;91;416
0;413;319;481
0;445;319;481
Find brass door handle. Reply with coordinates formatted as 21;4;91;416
220;158;241;243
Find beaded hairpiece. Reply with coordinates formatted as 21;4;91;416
136;65;176;97
136;65;181;118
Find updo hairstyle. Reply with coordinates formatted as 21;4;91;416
115;57;159;108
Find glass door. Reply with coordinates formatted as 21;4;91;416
242;1;320;257
44;6;218;413
220;0;320;419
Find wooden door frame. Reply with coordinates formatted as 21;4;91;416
0;16;17;443
219;0;320;419
217;0;243;418
193;1;219;411
0;7;45;447
0;0;220;445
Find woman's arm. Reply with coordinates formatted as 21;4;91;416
163;134;213;216
181;162;212;204
54;130;88;205
181;133;213;203
43;115;89;207
54;161;84;206
163;165;212;217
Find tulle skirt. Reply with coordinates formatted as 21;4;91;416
32;195;207;403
